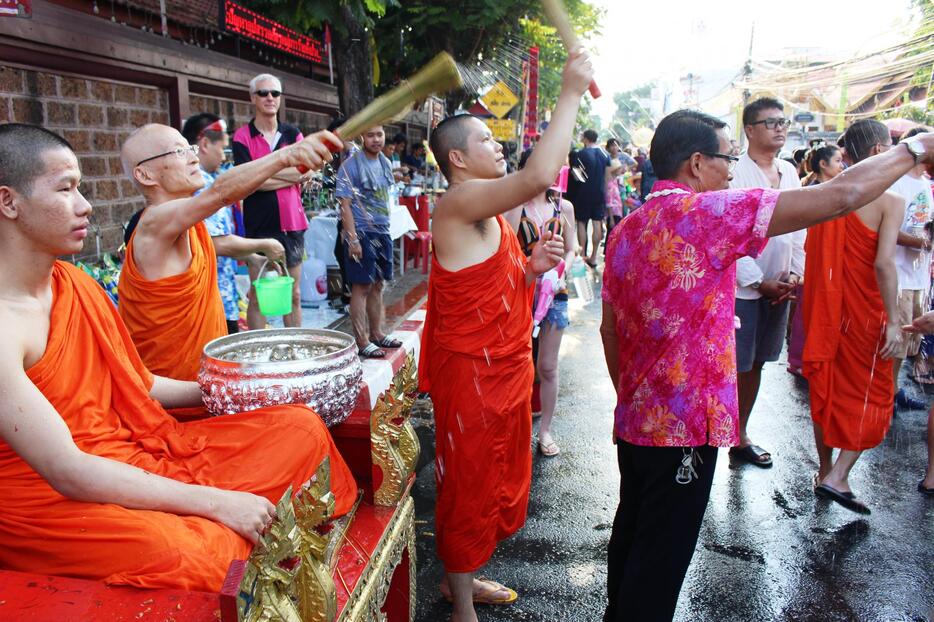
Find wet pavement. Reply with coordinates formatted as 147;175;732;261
409;273;934;622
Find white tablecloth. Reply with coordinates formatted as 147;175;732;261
305;204;417;267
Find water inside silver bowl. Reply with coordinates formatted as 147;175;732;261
199;328;363;427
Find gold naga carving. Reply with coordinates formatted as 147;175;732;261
294;458;339;622
237;459;338;622
371;354;421;506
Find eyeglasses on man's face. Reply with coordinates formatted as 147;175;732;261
136;144;199;167
253;89;282;98
702;151;739;173
750;117;791;131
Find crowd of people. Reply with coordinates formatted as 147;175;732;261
0;39;933;622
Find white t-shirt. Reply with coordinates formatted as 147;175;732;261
730;153;805;300
891;174;934;291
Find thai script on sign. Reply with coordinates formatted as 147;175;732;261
221;1;327;64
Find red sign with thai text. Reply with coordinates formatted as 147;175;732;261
220;1;326;64
0;0;31;18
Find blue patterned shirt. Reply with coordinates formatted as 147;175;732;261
200;168;240;322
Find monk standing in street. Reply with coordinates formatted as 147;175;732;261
118;123;338;381
803;119;907;514
420;49;592;622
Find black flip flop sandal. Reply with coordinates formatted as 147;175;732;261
372;336;403;349
358;343;386;359
815;483;871;515
729;444;773;468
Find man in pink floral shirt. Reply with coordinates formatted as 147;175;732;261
600;110;934;622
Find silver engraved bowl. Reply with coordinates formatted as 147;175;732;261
198;328;363;427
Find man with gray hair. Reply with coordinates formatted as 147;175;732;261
233;73;313;329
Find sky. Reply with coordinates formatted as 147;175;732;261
584;0;920;123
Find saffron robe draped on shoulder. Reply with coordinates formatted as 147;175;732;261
419;215;535;573
119;220;227;381
802;213;894;450
0;262;357;591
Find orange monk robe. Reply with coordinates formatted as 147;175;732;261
419;215;535;573
802;213;894;451
119;220;227;381
0;262;357;591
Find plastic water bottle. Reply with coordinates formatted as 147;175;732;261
570;257;594;304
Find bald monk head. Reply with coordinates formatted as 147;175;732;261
0;123;93;257
121;123;205;205
118;121;340;284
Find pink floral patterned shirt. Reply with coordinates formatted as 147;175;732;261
603;180;779;447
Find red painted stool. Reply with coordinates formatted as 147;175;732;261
405;231;432;273
400;195;432;273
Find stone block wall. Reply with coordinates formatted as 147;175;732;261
0;68;334;262
0;65;169;262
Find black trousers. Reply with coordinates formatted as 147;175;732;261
226;319;239;335
604;442;718;622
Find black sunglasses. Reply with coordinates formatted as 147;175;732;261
749;117;791;130
253;89;281;98
701;151;739;172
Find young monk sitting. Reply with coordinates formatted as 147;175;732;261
0;123;356;591
420;49;592;622
118;123;325;381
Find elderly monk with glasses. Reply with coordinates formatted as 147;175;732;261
117;122;338;382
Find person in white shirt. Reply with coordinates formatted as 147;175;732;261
890;126;934;411
730;98;803;468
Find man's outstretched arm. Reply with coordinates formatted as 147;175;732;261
767;133;934;237
145;131;340;243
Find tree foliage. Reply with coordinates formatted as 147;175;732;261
907;0;933;91
242;0;603;128
374;0;602;114
243;0;398;117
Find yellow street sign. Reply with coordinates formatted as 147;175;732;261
481;81;519;119
484;118;517;141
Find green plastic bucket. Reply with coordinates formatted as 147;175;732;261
253;260;294;316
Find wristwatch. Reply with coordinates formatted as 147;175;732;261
904;137;926;164
750;280;762;289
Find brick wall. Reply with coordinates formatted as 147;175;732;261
0;65;169;261
189;93;332;136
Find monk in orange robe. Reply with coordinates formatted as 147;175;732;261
0;123;354;591
421;50;592;622
118;123;325;380
802;119;904;515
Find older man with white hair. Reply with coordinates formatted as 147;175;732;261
233;73;313;329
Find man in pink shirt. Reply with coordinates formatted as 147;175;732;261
600;109;934;621
233;73;313;329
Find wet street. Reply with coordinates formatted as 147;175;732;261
410;276;934;622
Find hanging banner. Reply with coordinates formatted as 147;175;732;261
523;46;540;151
0;0;30;17
481;81;519;119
